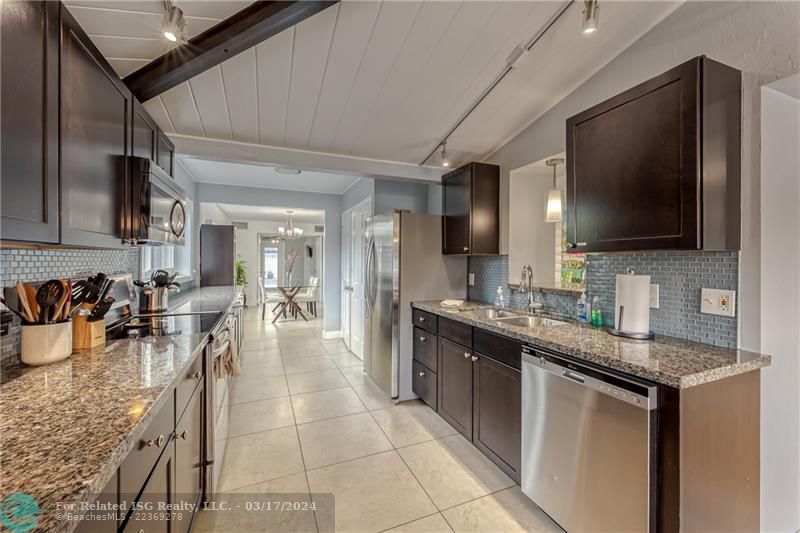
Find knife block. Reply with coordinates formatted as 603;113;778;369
73;315;105;349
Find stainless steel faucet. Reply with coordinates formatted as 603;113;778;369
519;265;543;313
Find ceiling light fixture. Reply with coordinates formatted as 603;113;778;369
162;1;186;43
545;158;565;223
581;0;599;34
278;210;304;239
275;167;302;175
440;141;450;168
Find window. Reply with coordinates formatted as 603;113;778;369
263;246;278;288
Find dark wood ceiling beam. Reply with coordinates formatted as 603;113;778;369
124;1;338;102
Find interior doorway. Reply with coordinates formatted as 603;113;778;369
341;198;371;360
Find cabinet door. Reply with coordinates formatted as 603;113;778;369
0;0;59;243
473;354;521;482
132;99;158;162
566;59;700;252
60;6;130;248
123;445;174;533
437;338;473;439
174;385;203;533
442;166;471;254
157;130;174;177
76;472;118;533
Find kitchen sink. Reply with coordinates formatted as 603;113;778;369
461;308;520;320
495;316;568;328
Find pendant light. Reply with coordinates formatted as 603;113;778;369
581;0;599;35
545;158;564;223
278;210;304;239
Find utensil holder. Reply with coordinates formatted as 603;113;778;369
20;321;73;366
73;315;106;349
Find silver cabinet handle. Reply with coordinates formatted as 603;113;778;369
471;356;478;362
419;336;426;342
145;434;166;448
178;430;188;440
419;316;425;322
463;352;470;358
192;371;202;380
463;246;469;251
419;371;426;377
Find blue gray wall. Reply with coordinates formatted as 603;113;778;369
469;251;738;348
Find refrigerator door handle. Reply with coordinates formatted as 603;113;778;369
365;236;376;314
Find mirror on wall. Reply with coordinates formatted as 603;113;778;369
508;152;585;288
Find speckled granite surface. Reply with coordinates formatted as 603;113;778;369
0;286;241;533
161;285;244;315
413;300;770;389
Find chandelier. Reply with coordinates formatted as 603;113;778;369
278;210;304;239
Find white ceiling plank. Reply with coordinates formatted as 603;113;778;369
190;66;234;140
306;1;382;152
284;4;340;149
107;58;149;78
170;134;444;183
221;49;260;144
142;96;176;133
86;34;173;61
327;0;422;156
160;82;205;137
174;1;253;20
256;28;295;147
65;5;219;40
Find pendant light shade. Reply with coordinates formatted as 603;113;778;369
545;158;564;223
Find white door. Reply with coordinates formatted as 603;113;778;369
341;210;352;349
349;200;371;360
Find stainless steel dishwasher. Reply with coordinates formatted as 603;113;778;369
521;346;658;532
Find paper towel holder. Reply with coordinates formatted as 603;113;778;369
608;305;655;340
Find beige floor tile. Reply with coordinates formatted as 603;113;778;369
230;376;289;404
441;487;563;533
328;351;363;368
242;338;280;350
385;513;454;533
280;344;329;358
283;355;336;375
286;368;349;395
195;473;316;533
322;341;351;354
228;397;295;437
307;451;437;533
291;387;366;424
399;435;514;510
297;412;393;470
371;402;458;448
219;427;304;491
237;360;285;380
339;365;369;387
239;348;282;363
351;382;395;411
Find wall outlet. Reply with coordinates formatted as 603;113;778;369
649;284;660;309
468;273;475;286
700;288;736;317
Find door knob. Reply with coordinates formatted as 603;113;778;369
419;371;426;377
419;336;426;342
463;246;469;252
178;430;188;440
463;352;470;358
192;371;202;380
144;434;166;448
471;356;478;362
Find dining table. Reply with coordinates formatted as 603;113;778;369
270;284;312;323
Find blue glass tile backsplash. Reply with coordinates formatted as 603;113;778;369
468;251;738;348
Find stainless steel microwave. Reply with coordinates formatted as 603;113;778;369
127;157;187;246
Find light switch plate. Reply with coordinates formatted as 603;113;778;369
468;273;475;286
649;284;659;309
700;288;736;317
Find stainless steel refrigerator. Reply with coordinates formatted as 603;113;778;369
364;212;467;400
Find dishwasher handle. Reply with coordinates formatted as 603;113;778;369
522;349;658;411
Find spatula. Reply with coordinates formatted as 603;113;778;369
35;280;62;324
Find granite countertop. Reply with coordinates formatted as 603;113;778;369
164;285;244;314
413;300;770;389
0;286;242;533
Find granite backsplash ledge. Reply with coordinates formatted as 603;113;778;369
468;251;738;348
0;248;140;362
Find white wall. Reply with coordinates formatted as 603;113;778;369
760;84;800;532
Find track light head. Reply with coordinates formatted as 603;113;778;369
162;4;186;43
441;141;450;168
582;0;599;34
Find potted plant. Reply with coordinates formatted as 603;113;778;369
235;257;248;305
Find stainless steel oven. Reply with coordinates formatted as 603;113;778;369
127;156;187;246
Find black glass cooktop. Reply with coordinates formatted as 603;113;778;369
106;312;223;341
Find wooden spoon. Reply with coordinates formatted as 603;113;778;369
15;281;34;323
53;280;70;321
25;284;40;322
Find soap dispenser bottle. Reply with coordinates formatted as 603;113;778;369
576;292;589;323
495;286;505;309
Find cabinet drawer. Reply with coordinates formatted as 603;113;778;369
412;361;437;410
473;329;522;370
412;309;438;334
439;317;472;348
413;327;438;371
120;394;174;499
176;352;203;423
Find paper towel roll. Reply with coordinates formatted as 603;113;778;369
614;273;651;335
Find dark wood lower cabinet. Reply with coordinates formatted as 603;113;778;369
123;442;174;533
174;385;204;533
412;360;437;410
473;354;521;483
437;338;474;439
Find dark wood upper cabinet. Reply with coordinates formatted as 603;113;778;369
157;129;175;177
0;0;60;243
132;98;158;162
566;56;741;253
442;162;499;255
60;5;130;248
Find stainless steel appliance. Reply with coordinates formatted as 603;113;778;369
364;212;466;400
128;156;187;246
203;314;234;499
521;347;658;532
